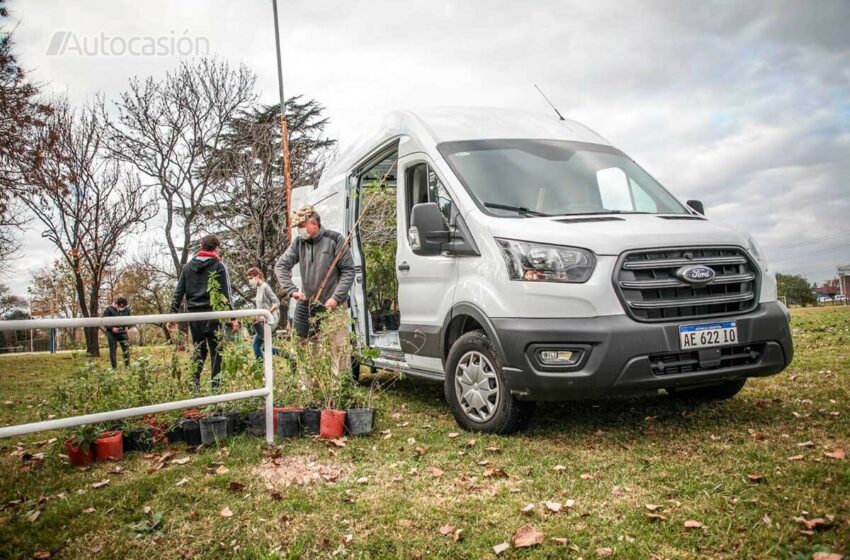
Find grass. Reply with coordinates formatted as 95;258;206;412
0;306;848;559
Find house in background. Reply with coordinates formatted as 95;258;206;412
840;264;850;297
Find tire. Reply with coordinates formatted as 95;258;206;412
668;378;747;400
444;330;535;434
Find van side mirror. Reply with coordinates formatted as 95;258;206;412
409;202;449;256
686;199;705;215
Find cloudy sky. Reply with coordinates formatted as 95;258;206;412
5;0;849;295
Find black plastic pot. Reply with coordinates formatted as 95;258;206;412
199;416;228;446
245;410;266;438
123;427;154;453
277;409;302;439
225;411;246;437
345;408;375;436
301;407;321;436
166;425;184;445
182;419;202;446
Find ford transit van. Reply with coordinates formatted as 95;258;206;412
293;108;793;434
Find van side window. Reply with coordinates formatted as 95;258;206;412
405;162;456;229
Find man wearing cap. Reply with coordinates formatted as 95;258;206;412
275;205;356;344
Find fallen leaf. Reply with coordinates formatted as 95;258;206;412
33;551;50;559
430;467;444;478
552;464;567;472
466;439;476;448
91;479;110;489
172;456;191;465
683;520;704;529
812;553;843;560
580;473;594;480
83;507;96;513
438;525;455;536
447;432;459;439
90;543;104;554
597;548;614;557
486;446;501;452
175;478;190;487
227;481;245;492
483;466;508;478
645;504;661;512
214;465;230;475
329;438;347;448
512;524;544;548
551;537;569;545
521;503;535;514
797;440;816;448
792;516;832;531
787;454;805;461
751;432;767;440
747;474;766;484
646;513;667;522
493;542;510;555
25;510;40;523
220;506;233;518
357;477;369;484
269;490;283;501
414;446;426;456
824;448;845;460
342;534;353;544
544;501;562;513
564;499;575;508
452;528;463;542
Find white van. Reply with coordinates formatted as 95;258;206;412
293;108;793;434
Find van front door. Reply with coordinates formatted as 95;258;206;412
397;155;458;374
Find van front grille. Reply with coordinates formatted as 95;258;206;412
615;246;759;322
649;344;764;375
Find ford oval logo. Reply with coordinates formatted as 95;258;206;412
677;265;716;284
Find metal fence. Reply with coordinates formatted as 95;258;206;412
0;309;276;444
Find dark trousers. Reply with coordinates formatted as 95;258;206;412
189;319;222;390
106;331;130;369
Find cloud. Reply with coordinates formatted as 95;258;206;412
4;0;849;293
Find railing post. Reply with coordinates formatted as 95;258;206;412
263;321;275;445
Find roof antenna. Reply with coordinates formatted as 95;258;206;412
534;84;565;121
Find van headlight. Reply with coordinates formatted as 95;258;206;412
496;239;596;283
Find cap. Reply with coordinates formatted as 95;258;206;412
292;204;316;226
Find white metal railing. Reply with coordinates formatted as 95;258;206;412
0;309;276;444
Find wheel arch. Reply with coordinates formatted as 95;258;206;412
442;303;507;366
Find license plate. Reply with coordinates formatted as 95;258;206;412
679;321;738;350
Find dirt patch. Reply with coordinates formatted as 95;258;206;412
254;455;348;487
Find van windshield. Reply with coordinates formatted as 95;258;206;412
438;139;688;217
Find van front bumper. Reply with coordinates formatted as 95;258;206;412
492;302;793;401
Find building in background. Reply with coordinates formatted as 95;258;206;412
839;264;850;297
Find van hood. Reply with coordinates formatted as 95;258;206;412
481;213;750;255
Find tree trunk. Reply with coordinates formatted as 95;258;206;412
84;326;100;357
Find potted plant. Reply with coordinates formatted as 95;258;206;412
346;376;378;437
95;428;123;461
65;424;98;466
122;419;155;453
199;413;228;446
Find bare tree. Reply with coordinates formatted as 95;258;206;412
201;97;336;300
105;58;257;279
0;2;51;271
17;99;156;356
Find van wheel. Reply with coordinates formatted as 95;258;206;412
668;379;747;400
444;330;534;434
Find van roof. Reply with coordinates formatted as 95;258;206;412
323;107;611;180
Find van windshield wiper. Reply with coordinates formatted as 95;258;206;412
558;210;651;216
484;202;549;217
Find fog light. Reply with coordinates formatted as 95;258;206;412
538;350;579;365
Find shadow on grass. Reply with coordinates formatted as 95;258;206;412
375;373;783;439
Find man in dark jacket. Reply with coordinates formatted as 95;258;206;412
274;204;356;339
169;234;238;390
102;296;131;369
275;205;356;374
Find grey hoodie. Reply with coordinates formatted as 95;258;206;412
274;227;355;304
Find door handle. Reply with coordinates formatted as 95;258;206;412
398;262;410;272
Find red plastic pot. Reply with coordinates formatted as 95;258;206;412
64;437;95;466
319;409;346;439
95;431;123;461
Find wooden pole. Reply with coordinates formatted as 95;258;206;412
272;0;294;243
